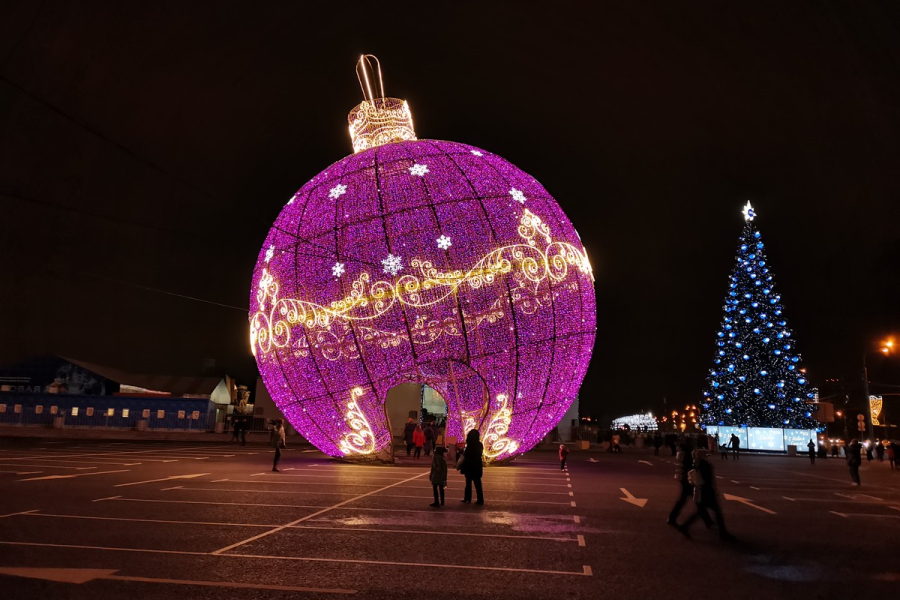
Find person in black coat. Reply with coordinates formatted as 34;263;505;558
459;428;484;505
667;438;695;526
846;438;862;486
403;418;417;456
423;423;436;456
677;449;735;542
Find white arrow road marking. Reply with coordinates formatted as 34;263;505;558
723;493;776;514
0;567;357;594
19;470;129;482
619;488;648;508
638;460;653;466
114;473;210;488
588;458;597;463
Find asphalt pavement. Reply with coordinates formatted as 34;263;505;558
0;437;897;599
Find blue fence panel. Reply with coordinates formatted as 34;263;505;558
0;393;218;431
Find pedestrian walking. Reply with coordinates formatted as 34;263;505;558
269;418;285;472
886;442;895;470
720;443;729;460
559;444;569;470
865;443;874;462
677;449;736;542
875;440;885;462
667;438;695;527
807;440;816;465
729;433;741;460
404;418;416;456
230;413;240;443
846;438;862;486
458;429;484;505
239;414;248;446
611;433;621;453
831;443;840;458
653;433;662;456
429;446;448;507
424;422;436;456
413;424;426;459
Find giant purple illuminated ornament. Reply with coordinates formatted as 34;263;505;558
250;56;596;462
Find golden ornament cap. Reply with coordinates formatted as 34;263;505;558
348;55;417;153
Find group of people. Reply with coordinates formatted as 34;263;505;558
429;428;485;507
229;413;252;445
404;418;438;459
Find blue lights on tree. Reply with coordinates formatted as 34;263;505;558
702;202;817;429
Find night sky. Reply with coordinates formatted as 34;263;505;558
2;1;899;419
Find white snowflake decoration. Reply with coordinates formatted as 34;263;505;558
287;194;297;205
264;245;275;263
437;235;452;250
408;163;429;177
332;262;345;278
742;200;756;222
329;184;347;199
509;188;526;204
381;254;403;275
471;150;483;157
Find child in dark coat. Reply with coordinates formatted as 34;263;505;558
429;447;448;507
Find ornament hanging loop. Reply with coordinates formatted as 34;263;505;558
356;54;386;106
348;54;416;153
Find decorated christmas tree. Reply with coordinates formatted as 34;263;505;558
701;202;817;429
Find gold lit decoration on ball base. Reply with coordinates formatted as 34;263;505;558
349;55;416;153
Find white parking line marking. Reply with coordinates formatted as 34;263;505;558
573;516;580;524
0;470;42;475
114;473;210;488
19;470;129;482
93;496;122;502
577;535;585;546
0;510;39;519
829;511;900;520
12;512;581;542
0;567;357;595
0;541;594;576
210;472;431;554
0;463;95;470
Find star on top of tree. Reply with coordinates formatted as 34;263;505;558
510;188;526;204
332;262;345;278
742;201;757;222
381;253;403;275
329;184;347;199
436;235;452;250
408;163;429;177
